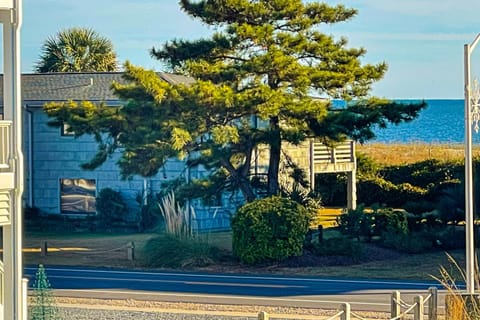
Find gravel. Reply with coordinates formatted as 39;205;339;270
33;297;393;320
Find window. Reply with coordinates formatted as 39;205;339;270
60;179;96;214
61;123;75;136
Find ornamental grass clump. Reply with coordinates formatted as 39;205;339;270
158;191;196;239
141;192;228;268
434;253;480;320
231;195;311;265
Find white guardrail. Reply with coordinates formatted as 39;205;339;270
0;121;12;169
312;140;354;164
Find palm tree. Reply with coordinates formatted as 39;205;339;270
35;27;118;73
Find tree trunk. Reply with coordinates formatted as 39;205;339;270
219;157;256;202
267;116;281;196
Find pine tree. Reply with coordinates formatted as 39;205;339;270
30;264;61;320
44;1;426;202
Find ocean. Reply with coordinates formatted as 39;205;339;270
371;99;472;144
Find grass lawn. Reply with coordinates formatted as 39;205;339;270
24;230;467;282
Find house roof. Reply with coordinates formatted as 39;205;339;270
0;71;194;107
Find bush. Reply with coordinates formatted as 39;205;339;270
96;188;128;224
338;206;409;242
136;192;162;232
231;196;311;265
337;204;375;241
358;177;427;208
141;234;226;268
373;207;409;238
309;237;363;261
382;231;433;253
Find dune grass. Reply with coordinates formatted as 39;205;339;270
357;142;480;165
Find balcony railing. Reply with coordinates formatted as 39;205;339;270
0;191;10;224
0;121;12;170
312;140;354;164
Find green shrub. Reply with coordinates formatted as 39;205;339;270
141;234;226;268
310;237;363;261
382;231;433;253
96;188;128;223
382;159;461;188
435;227;465;250
337;204;375;241
136;192;162;232
231;196;311;265
358;177;427;208
338;206;409;242
356;152;381;178
373;207;409;237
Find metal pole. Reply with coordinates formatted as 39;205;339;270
465;42;475;295
464;32;480;294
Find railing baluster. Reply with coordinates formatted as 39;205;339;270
0;121;12;169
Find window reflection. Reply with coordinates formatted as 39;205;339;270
60;178;96;214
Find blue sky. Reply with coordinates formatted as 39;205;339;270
20;0;480;99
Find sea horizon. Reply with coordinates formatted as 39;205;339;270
369;99;476;144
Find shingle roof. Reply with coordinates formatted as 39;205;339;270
0;71;195;107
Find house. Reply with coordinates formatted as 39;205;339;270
0;72;356;231
0;72;234;230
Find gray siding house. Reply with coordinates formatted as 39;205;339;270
0;72;356;230
0;72;232;230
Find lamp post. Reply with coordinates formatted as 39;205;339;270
464;33;480;295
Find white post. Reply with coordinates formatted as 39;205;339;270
1;1;23;319
414;295;424;320
309;139;315;191
464;33;480;295
428;287;438;320
22;279;28;320
391;291;401;318
340;303;350;320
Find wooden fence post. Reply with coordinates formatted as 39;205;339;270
341;303;350;320
318;225;323;242
41;241;48;256
391;290;401;318
258;311;269;320
414;295;424;320
127;241;135;261
428;287;438;320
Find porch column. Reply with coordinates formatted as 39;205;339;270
2;1;24;319
347;170;356;210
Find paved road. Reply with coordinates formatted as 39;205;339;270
24;266;448;313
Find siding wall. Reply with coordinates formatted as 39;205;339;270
28;109;320;231
29;110;184;219
28;110;237;230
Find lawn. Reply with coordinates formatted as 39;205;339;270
24;230;467;282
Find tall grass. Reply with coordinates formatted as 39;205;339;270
158;192;196;239
434;253;480;319
358;143;480;165
141;234;228;268
140;192;231;268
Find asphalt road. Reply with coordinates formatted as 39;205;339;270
24;266;448;313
